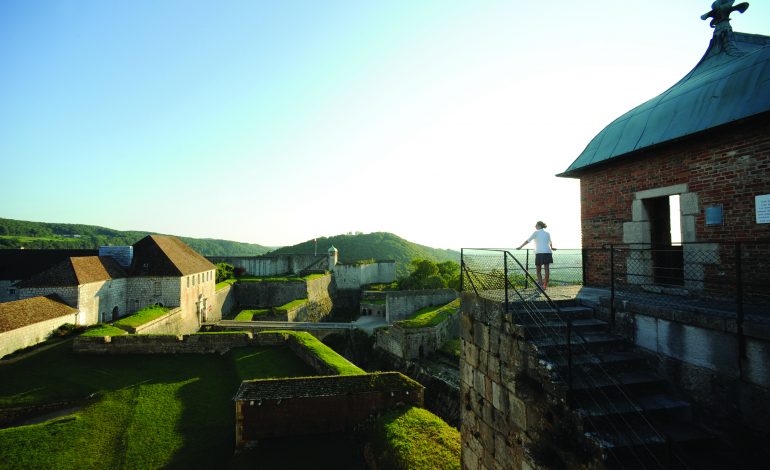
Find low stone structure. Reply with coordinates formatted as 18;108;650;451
385;289;458;322
376;303;460;360
73;331;288;355
234;372;424;445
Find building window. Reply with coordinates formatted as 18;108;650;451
187;276;190;288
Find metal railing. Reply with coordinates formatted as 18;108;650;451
461;249;581;395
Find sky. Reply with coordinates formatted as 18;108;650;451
1;1;768;250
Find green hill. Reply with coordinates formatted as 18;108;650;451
0;217;270;256
268;232;460;278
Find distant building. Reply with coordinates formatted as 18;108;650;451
0;235;216;358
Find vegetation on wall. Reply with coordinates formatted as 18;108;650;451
268;232;459;278
394;299;460;329
0;217;270;256
113;305;170;330
371;406;461;470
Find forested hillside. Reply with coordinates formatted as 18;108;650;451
0;218;270;256
268;232;460;278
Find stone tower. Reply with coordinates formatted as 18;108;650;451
327;245;338;271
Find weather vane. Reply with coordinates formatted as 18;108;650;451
701;0;749;28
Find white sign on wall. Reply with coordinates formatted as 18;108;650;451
757;194;770;224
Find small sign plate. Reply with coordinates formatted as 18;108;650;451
757;194;770;224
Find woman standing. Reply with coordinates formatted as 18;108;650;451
516;221;555;289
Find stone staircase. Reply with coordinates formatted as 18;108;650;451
511;300;731;469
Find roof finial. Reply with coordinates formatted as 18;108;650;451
701;0;749;28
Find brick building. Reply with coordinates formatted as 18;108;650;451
558;4;770;290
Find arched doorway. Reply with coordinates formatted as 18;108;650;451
111;306;120;321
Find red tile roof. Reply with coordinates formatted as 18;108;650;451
0;295;78;333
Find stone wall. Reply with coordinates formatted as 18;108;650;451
73;331;289;355
0;280;18;302
386;289;458;323
333;261;396;289
207;254;327;276
0;312;79;359
234;281;307;309
18;286;78;310
76;279;128;325
600;299;770;432
460;293;559;470
126;277;181;313
212;284;236;322
375;306;460;360
235;373;424;444
577;114;770;287
128;307;196;335
302;274;334;321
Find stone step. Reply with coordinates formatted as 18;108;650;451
516;318;608;339
510;305;595;321
575;393;693;428
592;422;720;470
544;351;654;375
532;332;629;356
570;370;668;398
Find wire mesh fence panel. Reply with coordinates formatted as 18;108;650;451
607;242;769;318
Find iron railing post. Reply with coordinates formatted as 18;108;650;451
582;247;588;286
504;251;509;315
460;248;464;292
610;245;616;330
524;249;530;289
567;304;573;404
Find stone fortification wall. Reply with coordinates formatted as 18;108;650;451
600;299;770;433
375;307;460;360
460;293;558;470
212;285;236;322
301;274;334;321
0;312;79;359
386;289;458;323
0;280;18;302
235;281;306;309
207;254;327;276
333;261;396;290
73;331;289;355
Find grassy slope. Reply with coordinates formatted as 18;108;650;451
395;299;460;329
0;217;269;256
268;232;460;278
0;342;313;469
372;407;461;470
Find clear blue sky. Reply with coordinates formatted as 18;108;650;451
1;1;768;249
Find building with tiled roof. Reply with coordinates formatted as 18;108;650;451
1;235;216;357
0;249;97;302
0;295;78;358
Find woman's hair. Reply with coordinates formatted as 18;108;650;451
536;221;547;229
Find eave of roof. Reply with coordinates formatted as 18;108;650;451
559;28;770;178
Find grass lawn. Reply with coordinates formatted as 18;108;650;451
113;305;170;329
0;342;313;469
395;299;460;329
233;309;271;321
80;324;128;337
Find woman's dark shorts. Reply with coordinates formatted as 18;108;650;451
535;253;553;265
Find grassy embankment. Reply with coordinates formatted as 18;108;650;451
112;305;170;330
394;299;460;329
371;406;461;470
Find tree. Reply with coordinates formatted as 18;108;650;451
216;263;234;283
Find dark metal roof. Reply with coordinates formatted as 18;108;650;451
560;27;770;177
